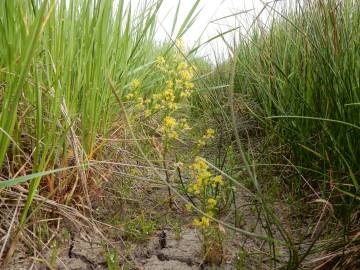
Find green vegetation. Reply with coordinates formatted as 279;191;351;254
0;0;359;269
234;0;359;197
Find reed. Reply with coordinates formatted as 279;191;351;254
233;0;360;199
0;0;200;261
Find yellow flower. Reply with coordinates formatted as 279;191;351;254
167;102;177;110
196;176;203;187
154;104;161;110
212;175;224;187
163;88;175;102
201;217;210;227
204;128;215;139
192;183;201;194
184;81;194;90
144;110;151;117
164;116;177;130
179;70;193;81
156;56;165;66
169;130;178;140
192;157;208;171
177;61;188;71
166;80;174;89
125;93;134;100
197;170;212;183
193;216;210;228
207;198;217;209
192;218;201;227
130;79;141;89
180;90;191;98
196;157;208;169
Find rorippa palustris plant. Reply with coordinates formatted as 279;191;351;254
124;39;201;206
124;41;226;264
185;157;228;265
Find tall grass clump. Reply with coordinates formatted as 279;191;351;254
0;0;161;205
0;0;201;262
234;0;360;203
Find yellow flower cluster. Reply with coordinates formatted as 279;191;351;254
187;157;223;196
156;56;166;66
192;216;210;228
177;61;187;71
125;82;178;116
197;128;216;147
155;44;195;100
179;69;192;81
164;116;176;129
125;93;134;100
188;158;210;193
126;52;197;152
204;128;215;139
155;110;191;141
161;116;178;139
177;61;195;98
130;79;141;89
212;175;224;187
162;88;177;110
132;85;177;113
186;157;225;230
166;80;173;89
207;198;217;209
127;43;197;120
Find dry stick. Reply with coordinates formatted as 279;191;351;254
295;197;335;268
22;226;69;270
1;185;133;267
176;166;196;207
0;196;21;261
162;140;173;208
7;184;104;237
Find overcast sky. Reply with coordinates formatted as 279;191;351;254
124;0;289;61
154;0;273;61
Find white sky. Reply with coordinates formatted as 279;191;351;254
126;0;291;62
155;0;275;62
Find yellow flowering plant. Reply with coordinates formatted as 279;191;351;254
124;43;221;213
123;44;199;208
124;45;225;262
185;156;227;263
186;157;226;220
